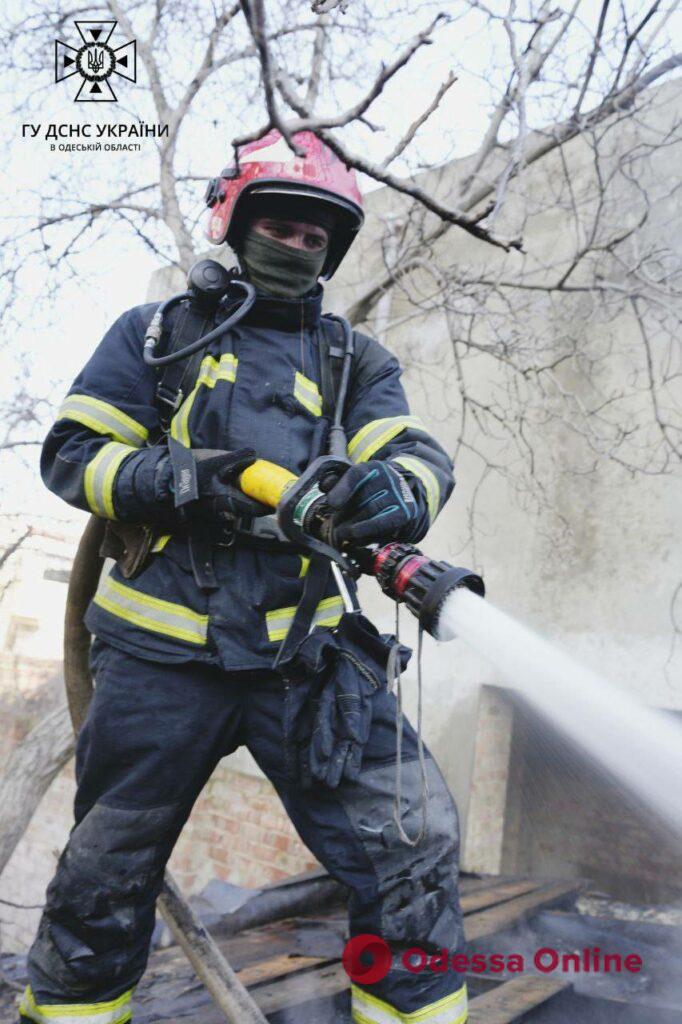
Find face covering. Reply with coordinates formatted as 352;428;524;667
240;228;328;299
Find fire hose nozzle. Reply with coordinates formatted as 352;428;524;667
369;543;485;639
237;460;485;640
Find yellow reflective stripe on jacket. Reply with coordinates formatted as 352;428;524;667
20;985;133;1024
294;371;322;417
151;533;171;553
196;352;238;388
94;574;208;645
266;594;344;643
83;442;132;519
351;983;467;1024
170;352;238;447
57;394;148;448
348;415;424;464
392;454;441;524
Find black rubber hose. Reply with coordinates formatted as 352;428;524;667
324;314;354;458
143;281;256;367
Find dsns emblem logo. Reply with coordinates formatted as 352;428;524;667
55;21;136;102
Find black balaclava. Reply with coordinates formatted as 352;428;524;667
239;194;335;299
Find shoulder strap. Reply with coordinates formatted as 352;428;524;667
154;302;213;432
318;315;352;422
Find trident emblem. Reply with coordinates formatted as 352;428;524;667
55;21;137;102
87;48;105;74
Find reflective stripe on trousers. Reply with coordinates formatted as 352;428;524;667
352;983;468;1024
19;985;133;1024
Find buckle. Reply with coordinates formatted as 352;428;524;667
156;384;184;416
213;514;238;548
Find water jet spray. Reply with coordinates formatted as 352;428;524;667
239;456;682;837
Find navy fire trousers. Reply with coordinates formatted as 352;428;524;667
23;641;467;1023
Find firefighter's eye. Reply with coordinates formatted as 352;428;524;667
305;233;327;251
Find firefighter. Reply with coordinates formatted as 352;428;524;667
21;131;468;1024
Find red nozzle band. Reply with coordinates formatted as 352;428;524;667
394;555;430;598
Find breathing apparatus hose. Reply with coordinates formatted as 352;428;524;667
143;279;256;368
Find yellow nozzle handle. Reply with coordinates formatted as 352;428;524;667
239;459;297;509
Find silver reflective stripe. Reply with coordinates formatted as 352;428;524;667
84;442;132;519
351;982;467;1024
94;574;208;646
19;985;133;1024
392;455;441;524
57;394;148;447
294;371;322;417
266;595;344;642
347;415;424;464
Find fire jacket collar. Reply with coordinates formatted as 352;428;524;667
238;284;323;332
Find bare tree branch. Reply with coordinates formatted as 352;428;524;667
346;51;682;325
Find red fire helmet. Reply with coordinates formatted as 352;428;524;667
205;130;364;278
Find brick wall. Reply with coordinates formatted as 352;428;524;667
169;763;319;895
0;757;319;953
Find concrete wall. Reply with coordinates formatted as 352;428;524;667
325;82;682;871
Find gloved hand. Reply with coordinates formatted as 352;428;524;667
323;461;418;546
309;650;377;786
113;444;269;527
282;613;411;789
189;448;270;521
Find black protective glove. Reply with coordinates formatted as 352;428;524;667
323;460;419;546
188;448;270;521
283;613;411;789
113;444;268;526
309;649;377;787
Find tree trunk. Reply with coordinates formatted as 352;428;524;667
0;702;74;875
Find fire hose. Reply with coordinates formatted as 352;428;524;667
63;456;483;1023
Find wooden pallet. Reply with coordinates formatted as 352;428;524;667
468;976;570;1023
129;874;580;1022
0;875;580;1023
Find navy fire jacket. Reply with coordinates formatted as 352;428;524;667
42;288;454;669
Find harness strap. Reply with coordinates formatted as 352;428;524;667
272;555;331;670
318;315;347;423
273;316;352;668
155;302;213;433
